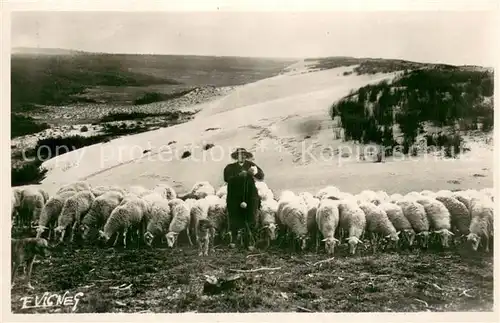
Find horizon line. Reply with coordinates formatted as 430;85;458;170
10;46;493;68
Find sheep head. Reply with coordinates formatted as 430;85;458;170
466;233;481;251
35;225;47;236
165;232;178;248
416;231;430;248
53;225;66;242
263;223;277;241
98;230;110;242
346;236;362;255
434;229;454;248
144;231;154;247
300;236;309;251
33;238;50;257
403;229;416;246
385;231;400;241
80;224;91;239
322;237;340;255
384;231;400;249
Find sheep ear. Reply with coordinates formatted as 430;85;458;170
396;231;401;236
321;238;327;242
448;231;454;236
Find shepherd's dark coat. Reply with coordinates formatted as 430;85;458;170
223;161;264;242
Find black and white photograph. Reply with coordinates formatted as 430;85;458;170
4;1;498;317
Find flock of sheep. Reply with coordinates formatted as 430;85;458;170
11;180;494;257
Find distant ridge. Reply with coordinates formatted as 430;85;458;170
11;47;89;56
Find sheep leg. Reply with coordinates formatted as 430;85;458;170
122;228;128;249
204;232;211;256
484;235;490;253
47;227;52;241
11;260;21;287
70;222;79;245
25;256;36;289
186;228;193;246
245;221;256;248
371;233;377;254
264;236;270;250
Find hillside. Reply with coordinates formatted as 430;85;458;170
11;49;294;111
38;60;493;196
330;67;494;153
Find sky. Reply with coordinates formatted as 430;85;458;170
10;11;498;66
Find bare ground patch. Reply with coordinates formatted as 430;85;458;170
11;244;493;313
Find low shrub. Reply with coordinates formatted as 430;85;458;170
11;159;48;186
133;89;194;106
100;111;181;123
11;114;50;138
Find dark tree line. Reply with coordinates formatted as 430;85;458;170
331;68;494;154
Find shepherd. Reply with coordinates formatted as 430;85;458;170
224;148;264;250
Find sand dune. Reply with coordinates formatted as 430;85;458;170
40;65;493;196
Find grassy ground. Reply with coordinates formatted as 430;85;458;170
10;238;493;313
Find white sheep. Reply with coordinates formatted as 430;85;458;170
396;199;430;248
376;190;390;203
315;199;340;254
379;202;415;247
189;197;212;244
165;198;193;247
405;191;423;201
57;181;92;194
142;194;172;247
451;190;481;212
277;196;309;251
337;200;366;255
127;185;150;196
299;192;320;250
389;193;403;203
36;190;76;240
216;184;228;199
17;187;49;228
359;190;382;205
420;190;437;198
198;196;227;256
479;188;494;202
255;181;274;201
315;186;341;200
276;190;297;222
80;191;124;241
54;190;95;243
183;181;216;199
11;188;23;223
467;197;494;252
99;195;149;248
434;195;470;236
359;202;399;252
337;192;356;201
415;196;453;248
91;185;126;197
436;189;453;197
153;183;177;200
258;199;279;249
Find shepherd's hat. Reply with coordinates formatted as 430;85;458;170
230;147;253;160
